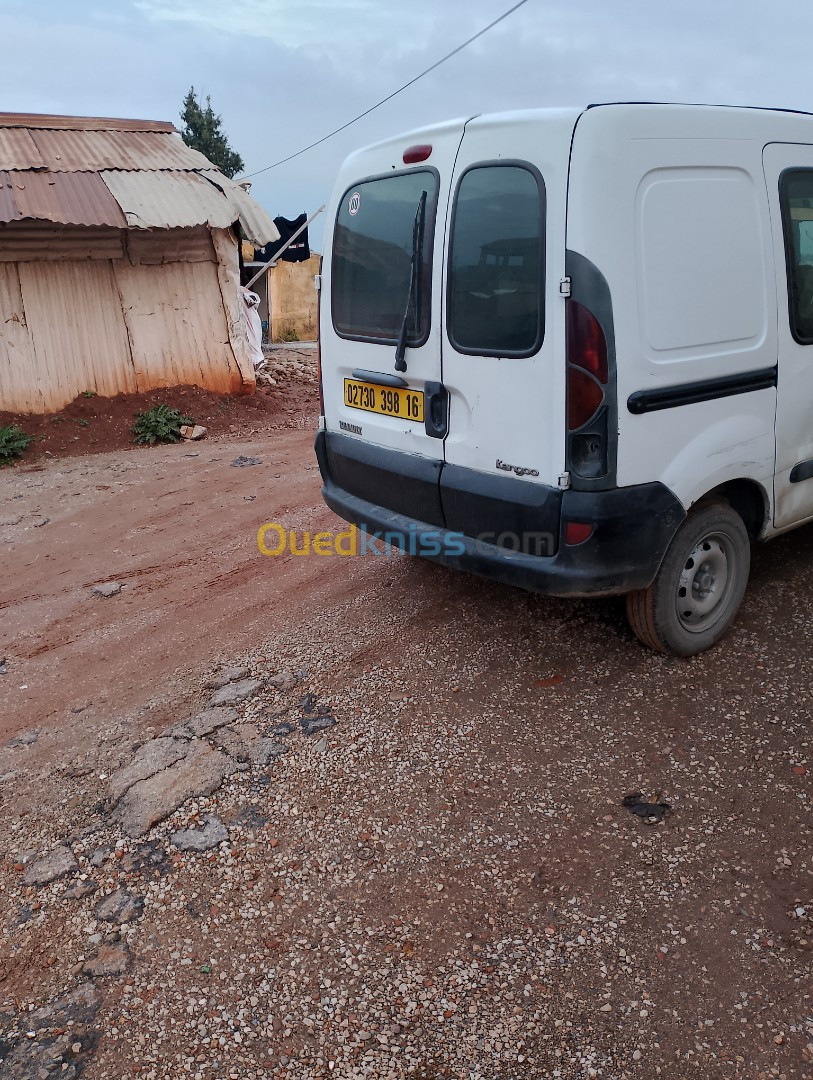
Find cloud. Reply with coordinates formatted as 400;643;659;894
134;0;387;49
2;0;813;250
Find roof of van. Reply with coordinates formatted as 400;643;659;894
463;102;813;145
586;100;813;118
363;101;813;148
339;102;813;176
573;101;813;142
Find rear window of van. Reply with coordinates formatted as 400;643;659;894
331;169;438;345
447;163;545;357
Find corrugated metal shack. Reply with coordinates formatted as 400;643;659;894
0;112;280;414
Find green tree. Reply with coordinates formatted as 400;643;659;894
180;87;244;178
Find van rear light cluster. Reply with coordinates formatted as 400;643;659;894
567;301;607;428
566;300;610;479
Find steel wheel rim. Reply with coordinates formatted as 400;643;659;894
675;531;740;634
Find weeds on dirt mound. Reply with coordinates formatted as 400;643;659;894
0;425;32;465
132;405;193;445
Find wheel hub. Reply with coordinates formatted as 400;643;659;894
676;535;735;632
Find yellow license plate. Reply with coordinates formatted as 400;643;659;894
343;378;424;422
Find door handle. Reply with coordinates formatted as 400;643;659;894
424;381;449;439
351;369;408;388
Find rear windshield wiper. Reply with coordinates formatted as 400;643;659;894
394;190;427;373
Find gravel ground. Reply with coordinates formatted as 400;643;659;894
257;346;318;390
0;384;811;1078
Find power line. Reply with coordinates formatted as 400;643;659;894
238;0;530;180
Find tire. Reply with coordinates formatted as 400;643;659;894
626;500;751;656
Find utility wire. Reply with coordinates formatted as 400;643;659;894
238;0;529;180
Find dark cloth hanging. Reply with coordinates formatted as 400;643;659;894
254;213;311;263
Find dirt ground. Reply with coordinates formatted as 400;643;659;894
0;357;811;1078
0;400;330;746
0;345;317;463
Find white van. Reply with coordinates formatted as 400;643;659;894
314;103;813;656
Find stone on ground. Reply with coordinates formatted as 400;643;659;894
91;582;123;597
94;887;144;924
5;728;39;747
109;737;189;802
0;983;100;1079
203;666;249;690
171;814;229;852
180;424;207;441
268;671;297;691
207;678;264;708
212;723;287;766
116;743;234;837
300;715;336;737
23;844;78;886
82;944;130;977
165;706;239;739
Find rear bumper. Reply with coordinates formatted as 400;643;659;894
315;430;685;597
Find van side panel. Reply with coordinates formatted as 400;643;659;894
566;107;777;519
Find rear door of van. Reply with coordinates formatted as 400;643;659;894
320;120;468;527
438;113;573;552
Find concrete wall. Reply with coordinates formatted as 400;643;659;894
268;253;319;342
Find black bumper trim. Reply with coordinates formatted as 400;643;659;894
322;428;444;528
316;430;685;597
441;462;562;556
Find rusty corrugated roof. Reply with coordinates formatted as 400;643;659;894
0;170;127;227
0;112;276;242
200;171;280;247
0;128;45;170
100;170;241;231
0;172;18;223
0;113;174;133
100;170;279;244
24;129;214;173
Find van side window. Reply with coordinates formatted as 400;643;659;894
447;163;545;357
780;169;813;344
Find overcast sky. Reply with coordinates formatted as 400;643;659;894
2;0;812;249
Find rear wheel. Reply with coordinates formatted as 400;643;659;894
626;501;750;656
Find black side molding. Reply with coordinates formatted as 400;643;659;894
627;366;777;415
790;459;813;484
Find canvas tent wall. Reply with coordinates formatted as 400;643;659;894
0;113;279;415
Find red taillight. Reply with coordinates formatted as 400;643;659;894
565;521;594;546
568;301;608;382
403;144;432;164
567;369;603;430
567;301;608;430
